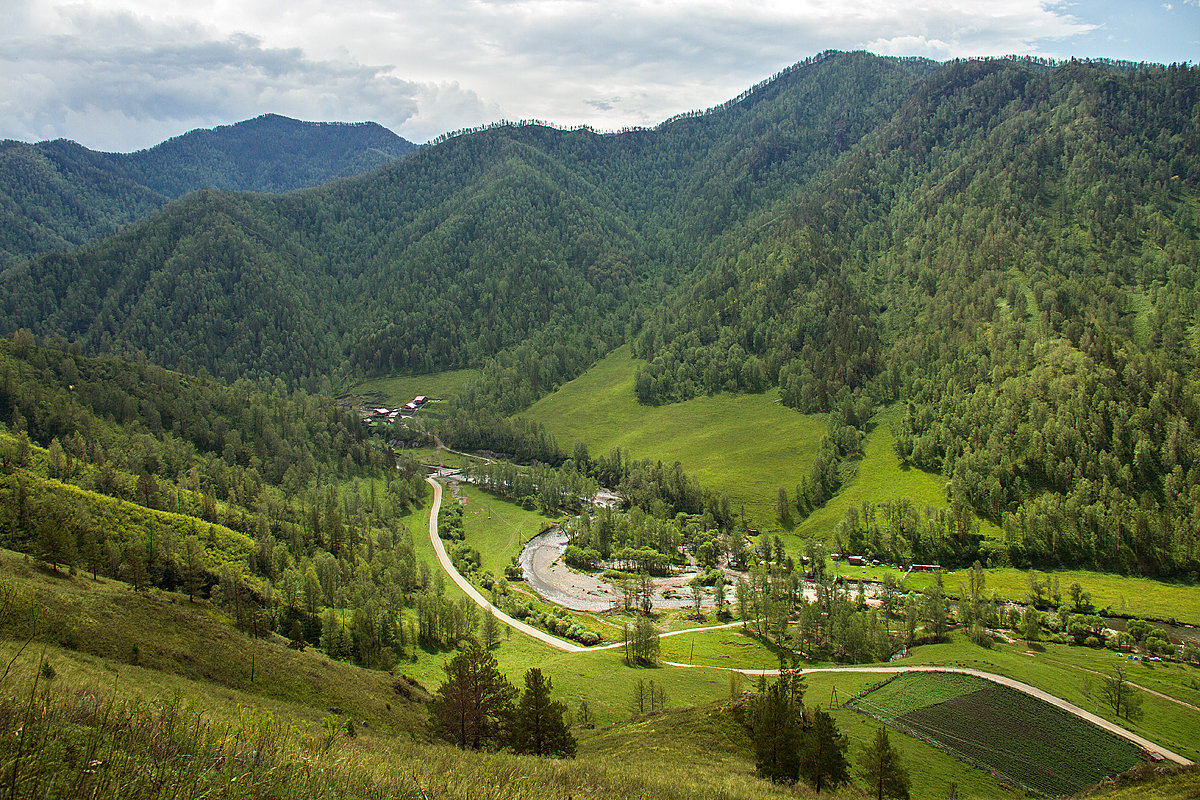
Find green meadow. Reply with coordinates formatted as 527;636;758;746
904;567;1200;626
792;405;952;537
459;483;558;577
521;350;1003;542
522;346;825;530
348;367;480;407
787;404;1001;544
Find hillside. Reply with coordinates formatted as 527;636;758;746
1;53;1199;582
0;51;931;392
0;551;799;800
632;59;1200;577
522;346;825;529
0;114;415;268
3;336;1199;799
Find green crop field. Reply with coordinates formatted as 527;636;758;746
848;672;992;718
522;346;825;530
850;672;1148;796
896;635;1200;763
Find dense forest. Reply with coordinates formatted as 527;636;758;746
631;59;1200;577
0;114;415;268
0;336;448;667
1;52;1199;580
0;51;928;392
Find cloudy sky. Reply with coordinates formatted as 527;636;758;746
2;0;1197;152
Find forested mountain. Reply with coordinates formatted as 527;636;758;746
632;58;1200;576
2;52;1199;578
0;51;932;393
0;114;415;268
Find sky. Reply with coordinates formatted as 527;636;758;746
2;0;1197;152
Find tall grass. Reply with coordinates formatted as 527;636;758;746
0;662;814;800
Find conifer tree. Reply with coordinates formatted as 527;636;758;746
508;668;575;757
798;708;850;793
858;726;910;800
429;643;516;750
750;676;803;782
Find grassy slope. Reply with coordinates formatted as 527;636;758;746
459;483;557;577
906;568;1200;626
521;349;1003;542
4;510;1170;799
790;404;959;540
348;368;480;407
0;550;425;734
522;346;825;530
1086;765;1200;799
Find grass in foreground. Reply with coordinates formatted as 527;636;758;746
0;669;809;800
0;550;422;733
1085;764;1200;798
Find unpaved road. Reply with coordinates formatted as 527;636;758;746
426;477;1193;767
426;478;586;652
661;663;1191;767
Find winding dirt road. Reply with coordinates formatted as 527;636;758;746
427;477;586;652
425;477;1194;766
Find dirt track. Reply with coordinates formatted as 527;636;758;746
425;477;1194;767
663;663;1191;766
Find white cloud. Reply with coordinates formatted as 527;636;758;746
0;0;1113;151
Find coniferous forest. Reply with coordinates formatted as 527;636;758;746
2;48;1200;800
3;52;1198;580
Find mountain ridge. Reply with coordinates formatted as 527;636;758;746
0;113;416;268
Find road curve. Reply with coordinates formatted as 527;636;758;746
426;478;1192;766
426;477;584;652
428;477;763;653
662;661;1193;766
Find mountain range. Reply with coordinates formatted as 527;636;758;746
0;113;416;268
2;50;1199;577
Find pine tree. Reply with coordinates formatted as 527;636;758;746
858;726;910;800
482;608;501;649
36;517;75;573
750;677;803;782
429;643;517;750
508;668;576;757
798;708;850;793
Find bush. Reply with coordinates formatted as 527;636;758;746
504;557;524;581
563;545;600;571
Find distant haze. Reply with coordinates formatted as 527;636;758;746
2;0;1197;151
